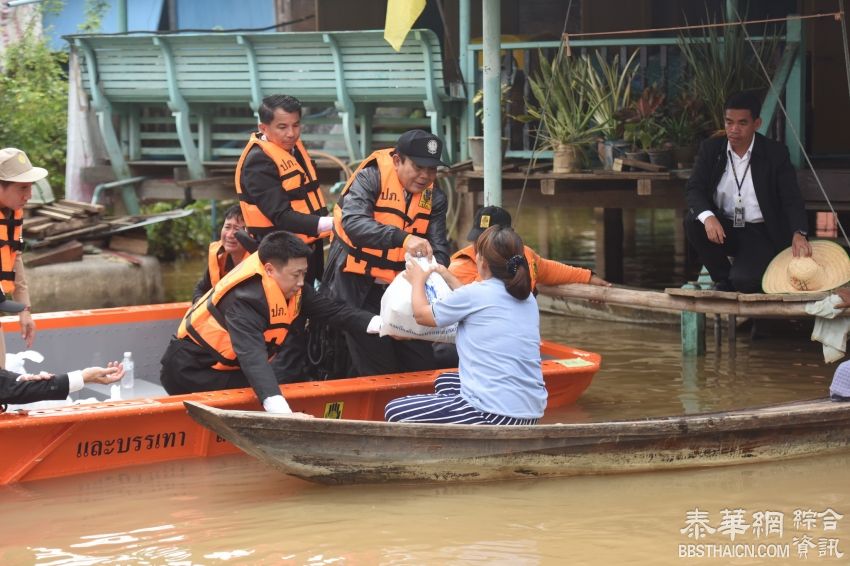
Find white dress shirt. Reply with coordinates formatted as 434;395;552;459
698;136;763;225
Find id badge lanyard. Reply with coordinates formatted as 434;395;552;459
728;150;750;228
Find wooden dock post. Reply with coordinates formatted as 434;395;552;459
681;268;712;356
681;282;706;356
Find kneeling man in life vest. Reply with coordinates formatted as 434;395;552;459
323;129;451;377
160;231;379;414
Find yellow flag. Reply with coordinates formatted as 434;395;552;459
384;0;426;52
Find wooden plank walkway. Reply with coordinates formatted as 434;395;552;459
537;283;840;318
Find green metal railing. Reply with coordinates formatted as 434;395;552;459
461;17;805;168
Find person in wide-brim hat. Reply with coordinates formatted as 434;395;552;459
762;240;850;293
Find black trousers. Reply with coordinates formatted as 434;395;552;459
684;215;775;293
343;284;440;377
160;338;250;394
306;240;325;288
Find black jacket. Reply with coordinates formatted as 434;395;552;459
239;144;328;238
322;165;450;308
685;133;808;252
1;370;70;405
178;281;373;401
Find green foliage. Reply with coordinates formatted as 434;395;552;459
0;23;68;193
623;86;667;150
472;83;510;127
78;0;110;33
144;201;213;261
517;51;608;148
657;91;711;147
584;50;639;140
677;13;780;130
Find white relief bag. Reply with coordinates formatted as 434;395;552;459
379;255;457;343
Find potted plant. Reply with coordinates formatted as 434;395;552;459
468;83;511;171
517;52;607;173
677;13;780;130
623;86;671;168
659;91;710;168
584;50;639;169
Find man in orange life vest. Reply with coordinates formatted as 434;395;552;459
0;148;40;368
160;231;379;413
192;204;248;303
323;129;451;376
235;94;332;286
235;94;333;381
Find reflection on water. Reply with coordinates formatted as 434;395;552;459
2;449;848;565
160;256;206;303
1;313;846;565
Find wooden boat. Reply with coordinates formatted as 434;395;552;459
184;398;850;485
0;303;599;484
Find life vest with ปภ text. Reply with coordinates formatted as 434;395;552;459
234;133;328;244
177;253;300;371
207;241;248;287
450;244;539;290
332;149;433;283
0;208;23;294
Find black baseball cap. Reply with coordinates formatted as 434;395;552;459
467;206;513;241
395;129;449;168
0;295;26;313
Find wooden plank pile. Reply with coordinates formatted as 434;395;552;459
23;200;110;248
21;199;157;267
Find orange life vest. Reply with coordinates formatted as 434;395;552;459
332;149;433;283
207;241;248;287
234;133;328;244
177;253;300;370
0;208;23;294
450;244;539;290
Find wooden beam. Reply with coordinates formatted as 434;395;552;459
537;283;844;318
613;158;666;172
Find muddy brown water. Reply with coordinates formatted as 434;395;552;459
2;208;845;564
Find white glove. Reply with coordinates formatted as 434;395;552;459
367;315;382;334
262;395;292;414
317;216;334;233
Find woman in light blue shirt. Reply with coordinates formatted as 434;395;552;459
385;225;546;425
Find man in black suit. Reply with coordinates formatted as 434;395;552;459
1;362;124;407
684;91;812;293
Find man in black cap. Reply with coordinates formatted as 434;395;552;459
323;129;451;376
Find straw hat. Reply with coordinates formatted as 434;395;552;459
762;240;850;293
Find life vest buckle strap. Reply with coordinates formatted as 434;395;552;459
183;325;238;368
340;239;405;272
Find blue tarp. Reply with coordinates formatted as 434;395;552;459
176;0;274;31
44;0;164;49
44;0;274;50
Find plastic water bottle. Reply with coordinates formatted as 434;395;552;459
121;351;135;390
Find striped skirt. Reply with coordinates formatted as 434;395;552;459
384;372;539;425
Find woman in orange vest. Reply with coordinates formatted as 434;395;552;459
322;130;451;377
160;231;379;414
435;205;612;368
192;205;249;303
0;148;40;369
450;206;612;290
234;94;332;287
